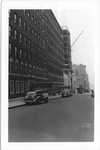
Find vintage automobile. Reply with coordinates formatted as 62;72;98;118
24;90;48;104
61;89;70;97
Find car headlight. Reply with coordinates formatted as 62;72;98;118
25;96;28;99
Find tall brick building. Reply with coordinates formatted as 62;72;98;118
9;10;63;99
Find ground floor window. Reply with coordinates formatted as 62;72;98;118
10;80;14;94
26;81;28;92
16;81;20;93
21;81;24;93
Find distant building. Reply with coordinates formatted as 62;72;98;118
9;10;63;99
72;64;90;93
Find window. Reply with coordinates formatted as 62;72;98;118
29;53;31;60
39;14;42;20
34;19;37;25
28;39;31;47
14;30;17;39
25;63;28;74
19;33;22;43
9;58;13;73
20;62;24;73
9;43;11;54
16;81;20;93
36;11;39;16
38;34;40;40
24;36;27;45
35;32;37;37
29;65;32;76
25;51;27;58
24;21;27;30
9;26;11;36
47;37;49;43
42;18;44;23
28;25;31;32
25;81;28;92
43;39;45;44
10;80;14;94
19;17;22;27
15;47;17;56
20;49;22;58
33;65;35;75
15;59;19;73
42;28;45;34
31;16;34;21
32;29;34;35
37;23;40;28
27;11;30;18
21;81;24;93
38;46;40;53
14;13;17;23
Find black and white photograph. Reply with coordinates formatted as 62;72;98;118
1;0;100;150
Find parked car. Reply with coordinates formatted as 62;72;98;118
91;89;94;98
62;89;70;97
24;90;48;104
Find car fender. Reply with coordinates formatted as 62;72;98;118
43;93;48;98
34;96;41;102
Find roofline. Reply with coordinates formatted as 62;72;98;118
50;10;62;32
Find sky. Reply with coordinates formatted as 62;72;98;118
52;5;95;88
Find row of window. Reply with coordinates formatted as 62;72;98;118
9;43;46;59
9;10;45;36
9;58;47;78
48;46;63;63
10;79;49;95
49;74;63;83
9;10;45;24
9;26;46;46
10;80;28;94
48;64;63;76
47;17;62;44
47;25;62;51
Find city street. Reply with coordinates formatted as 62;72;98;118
9;93;94;142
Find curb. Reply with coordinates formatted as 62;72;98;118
9;103;25;109
9;95;61;109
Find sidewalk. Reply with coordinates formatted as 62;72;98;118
9;94;61;109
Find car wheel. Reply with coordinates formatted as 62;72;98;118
45;97;48;103
37;98;41;104
25;102;29;105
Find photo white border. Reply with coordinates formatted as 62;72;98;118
1;0;100;150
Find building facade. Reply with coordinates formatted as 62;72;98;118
72;64;90;93
9;10;63;99
62;26;73;89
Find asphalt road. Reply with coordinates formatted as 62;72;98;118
9;93;94;142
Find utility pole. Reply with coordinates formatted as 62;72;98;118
71;30;84;48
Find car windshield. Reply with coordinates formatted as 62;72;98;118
36;91;42;95
27;92;35;95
